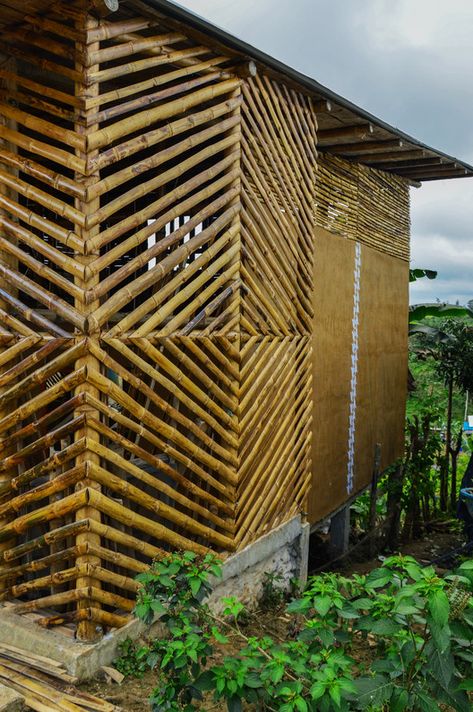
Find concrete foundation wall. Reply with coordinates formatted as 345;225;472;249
0;516;309;680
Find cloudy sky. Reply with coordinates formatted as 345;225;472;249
179;0;473;305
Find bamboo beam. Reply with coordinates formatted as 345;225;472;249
0;67;17;592
312;99;332;113
322;138;403;155
372;157;447;171
317;123;374;143
90;0;119;18
357;149;427;163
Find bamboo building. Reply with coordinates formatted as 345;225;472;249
0;0;471;642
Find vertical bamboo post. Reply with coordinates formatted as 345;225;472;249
74;12;102;642
0;57;18;594
225;82;242;532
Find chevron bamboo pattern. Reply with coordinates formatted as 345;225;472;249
0;0;318;640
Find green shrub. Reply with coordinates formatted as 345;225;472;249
125;551;473;711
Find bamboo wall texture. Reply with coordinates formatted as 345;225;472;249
316;154;410;261
0;1;317;638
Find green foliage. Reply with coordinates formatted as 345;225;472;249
350;479;387;534
409;269;438;283
125;551;473;711
407;354;465;423
115;638;149;679
434;320;473;395
260;571;287;610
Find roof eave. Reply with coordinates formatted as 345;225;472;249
136;0;473;183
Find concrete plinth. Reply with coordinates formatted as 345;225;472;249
0;515;309;680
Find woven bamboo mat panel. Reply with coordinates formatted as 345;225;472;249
316;153;410;261
0;0;318;639
309;227;408;523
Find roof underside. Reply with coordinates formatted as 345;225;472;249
1;0;472;183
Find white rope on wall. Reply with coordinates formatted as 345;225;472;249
347;241;362;494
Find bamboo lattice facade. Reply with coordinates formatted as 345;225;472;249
0;0;415;640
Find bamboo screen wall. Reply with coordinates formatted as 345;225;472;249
0;0;316;639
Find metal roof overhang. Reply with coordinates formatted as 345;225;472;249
131;0;473;183
1;0;472;182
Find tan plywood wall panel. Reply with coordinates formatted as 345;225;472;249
354;246;409;492
310;228;355;522
309;228;408;524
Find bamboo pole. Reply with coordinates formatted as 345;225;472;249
0;339;86;408
73;10;102;642
89;150;239;258
100;214;239;333
0;490;88;544
83;393;233;513
0;335;41;370
0;147;85;199
86;132;239;230
87;416;233;531
87;77;241;151
87;488;214;554
90;183;239;301
0;193;84;253
0;392;85;454
0;367;86;436
0;262;84;330
0;68;17;593
89;94;241;174
91;55;228;112
0;338;64;388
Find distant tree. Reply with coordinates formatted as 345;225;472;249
434;320;473;509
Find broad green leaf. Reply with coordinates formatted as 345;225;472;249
354;675;394;708
189;577;202;597
409;269;437;283
426;645;454;689
365;568;392;588
310;681;326;700
370;619;401;636
295;697;308;712
429;590;449;627
227;696;242;712
430;681;471;712
458;560;473;571
329;684;341;707
414;691;441;712
313;595;332;616
194;671;214;691
150;600;166;615
390;688;409;712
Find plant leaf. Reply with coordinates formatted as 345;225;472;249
353;675;394;708
429;590;449;627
